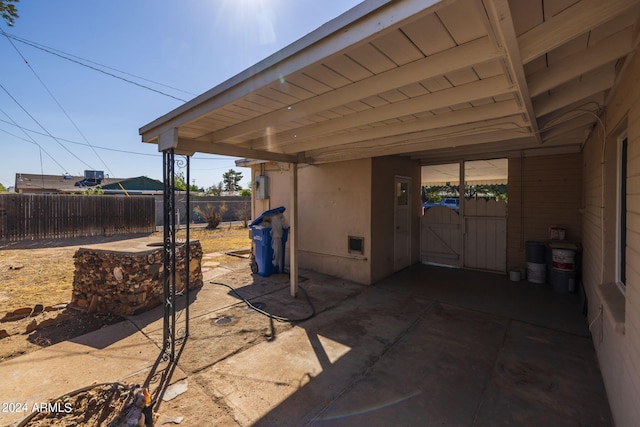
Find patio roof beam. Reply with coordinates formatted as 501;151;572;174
279;99;524;154
527;28;633;98
308;126;531;164
410;136;577;162
517;0;640;64
247;75;516;151
484;0;542;144
533;67;616;117
176;137;299;163
205;36;504;143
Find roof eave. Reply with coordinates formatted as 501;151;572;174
139;0;444;144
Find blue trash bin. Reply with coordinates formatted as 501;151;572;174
250;207;289;277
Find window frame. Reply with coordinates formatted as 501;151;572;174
616;131;628;294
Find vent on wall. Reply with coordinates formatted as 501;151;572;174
348;236;364;255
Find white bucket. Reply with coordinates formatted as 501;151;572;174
552;249;575;271
509;269;521;282
527;262;546;284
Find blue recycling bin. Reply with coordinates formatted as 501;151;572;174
250;207;289;277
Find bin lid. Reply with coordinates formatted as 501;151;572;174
250;206;286;226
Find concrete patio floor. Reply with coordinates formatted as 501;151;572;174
0;262;611;426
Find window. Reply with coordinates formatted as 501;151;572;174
617;134;628;290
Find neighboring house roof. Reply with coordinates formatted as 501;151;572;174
101;176;164;194
139;0;640;166
14;173;127;193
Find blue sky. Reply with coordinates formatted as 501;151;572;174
0;0;362;190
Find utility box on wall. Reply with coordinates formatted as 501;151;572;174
255;175;269;200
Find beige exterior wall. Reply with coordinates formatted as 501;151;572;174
506;153;583;271
580;52;640;427
250;159;373;284
370;156;421;283
248;155;421;285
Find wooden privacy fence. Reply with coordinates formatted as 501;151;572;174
0;194;155;241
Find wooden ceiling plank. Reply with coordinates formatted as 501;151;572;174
371;29;425;65
323;55;374;82
208;36;503;143
527;28;633;97
518;0;639;64
541;114;597;141
279;99;524;153
250;75;514;150
308;128;532;164
436;0;488;44
303;64;353;88
401;12;456;55
533;67;615;117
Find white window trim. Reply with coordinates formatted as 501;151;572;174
615;131;628;295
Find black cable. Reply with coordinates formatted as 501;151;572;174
4;32;197;97
4;33;187;102
210;281;316;322
0;107;69;173
1;27;116;178
0;82;95;170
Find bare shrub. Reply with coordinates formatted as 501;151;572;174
194;203;227;229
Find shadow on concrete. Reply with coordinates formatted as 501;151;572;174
210;264;611;426
68;287;202;350
144;335;189;414
0;233;154;250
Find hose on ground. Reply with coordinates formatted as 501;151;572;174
210;281;316;322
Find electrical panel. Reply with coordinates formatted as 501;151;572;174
255;175;269;200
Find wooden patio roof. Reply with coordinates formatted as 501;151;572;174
139;0;640;165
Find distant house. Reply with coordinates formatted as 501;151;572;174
13;173;163;195
14;173;123;194
101;176;164;195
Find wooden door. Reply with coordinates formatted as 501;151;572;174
420;206;461;267
463;199;507;272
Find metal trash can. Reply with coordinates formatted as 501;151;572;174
249;207;289;277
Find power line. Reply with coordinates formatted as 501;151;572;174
0;81;96;170
0;118;237;161
1;27;115;177
0;121;158;157
5;32;197;97
0;107;68;173
3;32;189;103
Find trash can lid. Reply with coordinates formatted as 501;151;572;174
250;206;286;227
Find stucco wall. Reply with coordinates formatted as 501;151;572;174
250;159;373;284
581;52;640;427
370;156;421;283
506;153;583;271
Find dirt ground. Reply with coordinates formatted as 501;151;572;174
0;225;251;364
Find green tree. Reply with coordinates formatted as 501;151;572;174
0;182;7;192
1;0;19;26
222;169;243;192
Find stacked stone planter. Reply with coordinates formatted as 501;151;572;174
71;241;203;316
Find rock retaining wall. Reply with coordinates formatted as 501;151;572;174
71;241;203;316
